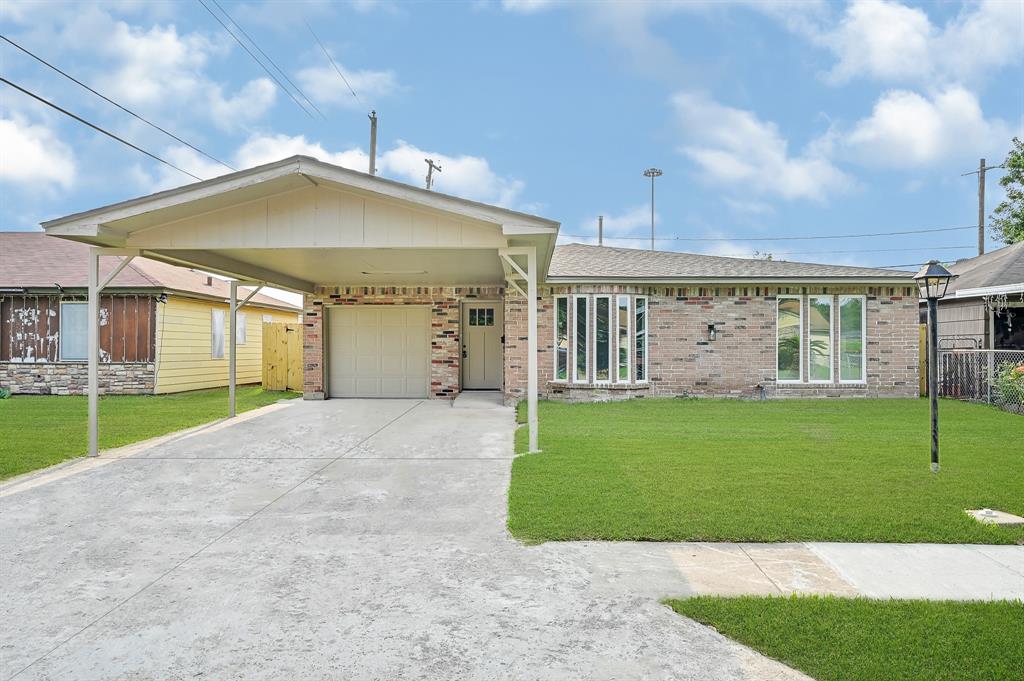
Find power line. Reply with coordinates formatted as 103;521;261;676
208;0;325;120
758;245;974;257
196;0;315;118
305;21;361;106
1;77;203;181
562;224;976;242
0;34;235;173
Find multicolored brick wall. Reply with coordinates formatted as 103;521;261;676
302;286;504;399
1;362;155;395
505;284;920;402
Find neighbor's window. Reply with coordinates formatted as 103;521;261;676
635;296;648;382
211;308;225;359
616;295;630;381
59;302;88;361
573;295;589;382
236;312;247;345
777;296;802;382
839;296;866;382
554;296;568;381
594;295;611;382
808;296;832;382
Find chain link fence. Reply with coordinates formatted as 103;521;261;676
938;350;1024;415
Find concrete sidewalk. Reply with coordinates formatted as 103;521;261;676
552;541;1024;601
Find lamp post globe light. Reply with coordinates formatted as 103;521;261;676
914;260;956;473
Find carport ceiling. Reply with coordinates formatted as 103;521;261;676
218;247;506;286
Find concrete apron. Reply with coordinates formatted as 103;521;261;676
0;398;810;681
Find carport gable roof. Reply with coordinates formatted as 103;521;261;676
41;155;560;293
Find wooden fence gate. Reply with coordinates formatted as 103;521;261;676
262;322;303;392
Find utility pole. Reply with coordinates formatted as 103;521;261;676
425;158;442;190
368;110;378;176
643;167;662;250
598;215;604;246
961;157;1005;256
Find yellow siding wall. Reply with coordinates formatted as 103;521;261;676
154;296;298;394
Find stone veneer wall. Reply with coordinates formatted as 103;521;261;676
504;284;920;403
303;286;504;399
1;362;156;395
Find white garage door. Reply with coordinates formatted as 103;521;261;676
327;306;431;398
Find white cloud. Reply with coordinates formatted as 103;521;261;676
234;134;369;171
207;79;278;131
0;115;76;190
295;62;399;109
501;0;556;13
560;205;656;245
672;92;852;201
379;140;525;207
816;0;1024;86
844;87;1015;167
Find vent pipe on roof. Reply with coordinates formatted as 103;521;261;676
368;110;378;176
598;215;604;246
205;276;213;286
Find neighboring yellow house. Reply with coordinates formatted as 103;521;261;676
1;232;299;395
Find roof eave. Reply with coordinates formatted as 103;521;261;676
544;276;916;285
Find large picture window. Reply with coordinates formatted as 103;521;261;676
554;296;568;381
635;296;648;382
808;296;833;382
59;302;87;361
594;296;611;382
573;295;589;382
616;295;630;381
777;296;802;382
839;296;866;383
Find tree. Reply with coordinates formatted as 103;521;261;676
990;137;1024;245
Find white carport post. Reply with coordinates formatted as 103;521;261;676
499;246;539;453
229;280;263;418
87;246;139;457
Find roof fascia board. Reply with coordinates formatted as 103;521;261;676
545;276;916;285
42;158;304;232
953;282;1024;298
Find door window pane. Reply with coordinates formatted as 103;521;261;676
211;308;225;359
555;297;568;381
574;296;588;382
595;296;610;381
809;297;832;381
60;302;87;361
469;309;478;326
839;296;865;382
777;297;802;381
617;295;630;382
485;308;494;326
635;297;647;381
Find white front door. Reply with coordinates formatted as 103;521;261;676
462;303;503;390
327;306;430;398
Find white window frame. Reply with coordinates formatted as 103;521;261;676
838;295;867;384
552;295;569;383
807;295;833;384
59;301;88;361
615;295;631;384
776;295;803;384
571;294;590;384
236;312;247;345
211;308;225;359
592;295;613;384
635;295;648;383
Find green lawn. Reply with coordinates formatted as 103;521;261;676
0;386;298;480
666;595;1024;681
509;398;1024;544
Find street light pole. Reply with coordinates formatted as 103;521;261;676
643;167;662;251
914;260;956;473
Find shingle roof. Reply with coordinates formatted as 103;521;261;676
946;242;1024;293
547;243;914;281
0;232;298;309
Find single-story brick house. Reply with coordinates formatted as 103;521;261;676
39;155;918;452
1;232;299;395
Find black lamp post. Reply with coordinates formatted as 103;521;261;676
914;260;956;473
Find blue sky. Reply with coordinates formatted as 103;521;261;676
2;0;1022;271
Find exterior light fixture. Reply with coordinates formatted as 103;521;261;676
707;323;717;341
914;260;956;473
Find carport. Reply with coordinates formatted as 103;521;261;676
41;155;559;456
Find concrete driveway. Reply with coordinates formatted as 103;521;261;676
1;398;803;681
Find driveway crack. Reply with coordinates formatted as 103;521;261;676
7;400;424;681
